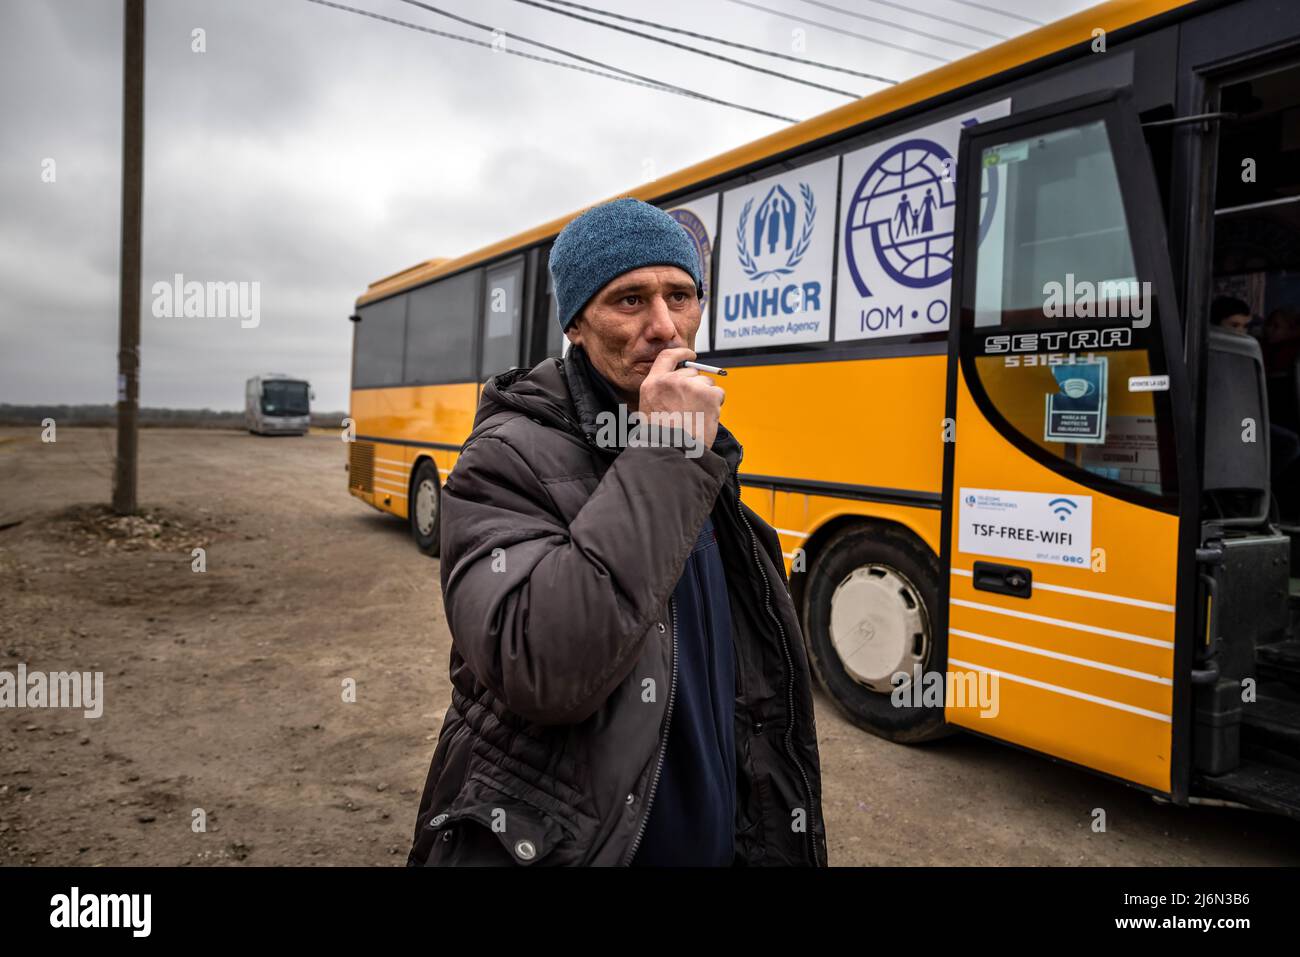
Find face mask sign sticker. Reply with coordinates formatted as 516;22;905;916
1044;357;1107;444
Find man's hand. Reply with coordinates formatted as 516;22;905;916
638;347;724;451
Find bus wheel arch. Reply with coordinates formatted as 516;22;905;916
409;457;442;557
798;517;953;744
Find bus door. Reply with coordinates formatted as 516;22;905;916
939;90;1197;798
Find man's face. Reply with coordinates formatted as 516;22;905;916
565;265;701;402
1219;312;1251;336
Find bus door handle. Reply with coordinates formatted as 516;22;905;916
972;561;1032;599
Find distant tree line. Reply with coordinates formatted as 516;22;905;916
0;404;348;429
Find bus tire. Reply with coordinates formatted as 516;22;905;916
802;523;952;744
409;460;442;557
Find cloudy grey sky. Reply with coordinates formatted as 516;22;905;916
1;0;1095;411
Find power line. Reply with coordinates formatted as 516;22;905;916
511;0;883;95
946;0;1044;26
304;0;665;93
514;0;897;85
794;0;980;50
722;0;952;63
302;0;797;123
798;0;1008;41
393;0;805;119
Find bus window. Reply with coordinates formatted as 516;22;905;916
404;269;479;385
964;112;1178;501
353;293;407;388
974;121;1137;330
481;259;524;377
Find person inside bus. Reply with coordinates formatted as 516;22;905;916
407;197;827;868
1209;295;1253;336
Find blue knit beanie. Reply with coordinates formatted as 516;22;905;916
548;197;703;332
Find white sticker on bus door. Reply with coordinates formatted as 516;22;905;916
958;488;1093;568
1079;415;1162;492
665;194;719;353
837;99;1011;341
715;156;837;350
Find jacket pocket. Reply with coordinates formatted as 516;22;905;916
420;766;574;867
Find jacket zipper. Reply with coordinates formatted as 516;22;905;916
573;400;676;866
730;462;822;867
622;594;678;865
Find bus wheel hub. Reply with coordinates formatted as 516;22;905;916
829;564;928;694
415;479;438;535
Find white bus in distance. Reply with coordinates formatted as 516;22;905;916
245;374;312;436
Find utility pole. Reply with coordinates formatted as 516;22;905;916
113;0;145;515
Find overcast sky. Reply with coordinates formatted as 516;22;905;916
1;0;1095;411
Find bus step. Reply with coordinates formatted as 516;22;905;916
1257;640;1300;687
1240;685;1300;756
1195;761;1300;821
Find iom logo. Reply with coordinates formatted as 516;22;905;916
736;182;816;281
844;120;1000;298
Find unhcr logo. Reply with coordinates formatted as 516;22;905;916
724;180;821;323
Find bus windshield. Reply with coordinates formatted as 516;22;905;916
261;380;309;416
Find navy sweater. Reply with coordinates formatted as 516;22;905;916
572;348;736;866
631;513;736;866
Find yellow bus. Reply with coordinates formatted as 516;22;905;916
348;0;1300;819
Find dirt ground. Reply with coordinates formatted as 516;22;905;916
1;426;1297;866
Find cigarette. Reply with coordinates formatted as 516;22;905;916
679;360;727;376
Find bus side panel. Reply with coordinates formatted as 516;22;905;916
772;493;942;573
720;354;947;496
369;440;411;519
349;382;479;519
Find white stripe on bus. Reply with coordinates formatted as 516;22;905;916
950;568;1174;612
949;628;1172;685
949;598;1173;649
947;658;1171;723
375;456;453;477
374;466;407;478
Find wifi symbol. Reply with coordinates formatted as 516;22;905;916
1049;497;1078;522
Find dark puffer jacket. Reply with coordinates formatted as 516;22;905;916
407;344;827;866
